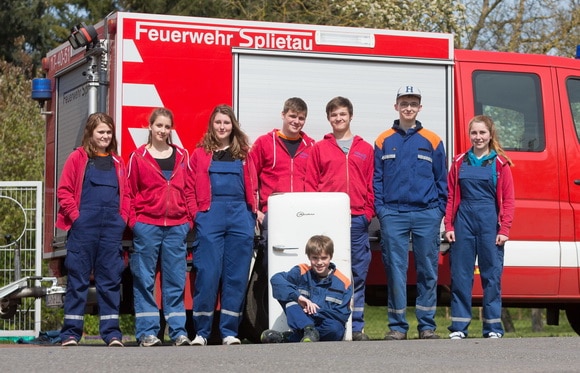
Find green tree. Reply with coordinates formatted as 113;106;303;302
0;0;121;71
0;60;44;317
1;0;579;70
119;0;468;37
0;1;53;70
119;0;225;16
0;61;44;182
460;0;580;56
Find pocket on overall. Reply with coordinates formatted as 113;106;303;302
209;160;244;197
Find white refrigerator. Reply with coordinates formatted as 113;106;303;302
267;192;352;340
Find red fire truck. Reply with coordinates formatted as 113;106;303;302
18;12;580;340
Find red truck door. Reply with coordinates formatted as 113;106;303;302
556;73;580;295
455;50;563;297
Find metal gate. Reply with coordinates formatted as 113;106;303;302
0;181;43;338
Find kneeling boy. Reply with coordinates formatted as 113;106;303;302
261;235;353;343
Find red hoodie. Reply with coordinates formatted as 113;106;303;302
188;147;258;217
250;129;315;213
305;134;375;222
127;144;194;228
56;147;130;231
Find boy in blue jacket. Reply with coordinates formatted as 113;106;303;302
261;235;353;343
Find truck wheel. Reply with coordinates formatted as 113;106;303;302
0;302;17;320
565;306;580;335
365;285;387;306
239;245;269;343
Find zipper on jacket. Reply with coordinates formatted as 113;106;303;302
290;158;295;192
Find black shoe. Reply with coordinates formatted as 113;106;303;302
108;337;124;347
261;329;284;343
301;325;320;342
352;331;370;341
419;330;440;339
384;330;407;340
61;336;78;346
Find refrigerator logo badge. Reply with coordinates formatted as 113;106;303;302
296;211;315;217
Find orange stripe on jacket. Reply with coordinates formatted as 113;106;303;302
375;127;442;151
297;263;351;290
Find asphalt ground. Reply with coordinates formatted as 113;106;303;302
1;336;579;373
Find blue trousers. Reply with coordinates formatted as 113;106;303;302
351;214;371;332
130;222;190;341
378;207;441;333
193;200;255;338
61;206;125;344
449;201;504;337
281;301;345;342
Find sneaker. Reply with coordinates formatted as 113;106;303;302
190;335;207;346
261;329;284;343
222;336;241;345
449;331;466;340
419;330;440;339
301;325;320;342
61;336;78;347
139;335;162;347
352;331;370;341
487;332;502;339
384;330;407;341
108;337;124;347
174;335;191;346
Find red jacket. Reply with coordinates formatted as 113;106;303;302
188;147;258;217
250;129;315;212
305;134;375;222
127;144;194;228
56;147;130;231
444;152;515;237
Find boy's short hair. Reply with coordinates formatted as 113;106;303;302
305;235;334;258
283;97;308;116
325;96;353;118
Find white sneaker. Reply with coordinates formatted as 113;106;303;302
487;332;502;339
190;335;207;346
449;331;466;340
222;336;241;345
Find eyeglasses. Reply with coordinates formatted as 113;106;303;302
398;102;420;108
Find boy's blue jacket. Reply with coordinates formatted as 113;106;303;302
271;263;353;325
373;120;448;214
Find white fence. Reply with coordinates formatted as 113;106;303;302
0;181;43;338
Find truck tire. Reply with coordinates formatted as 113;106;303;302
0;302;17;320
239;243;269;343
565;306;580;336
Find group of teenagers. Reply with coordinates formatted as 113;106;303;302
56;84;515;347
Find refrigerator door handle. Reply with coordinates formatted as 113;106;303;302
272;245;300;252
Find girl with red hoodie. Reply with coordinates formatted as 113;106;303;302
58;113;129;347
444;115;515;340
127;108;194;347
188;105;258;346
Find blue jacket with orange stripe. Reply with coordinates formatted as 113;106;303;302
271;263;353;325
373;120;448;214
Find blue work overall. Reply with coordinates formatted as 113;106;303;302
282;301;346;342
61;158;125;344
193;160;255;339
449;160;504;337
